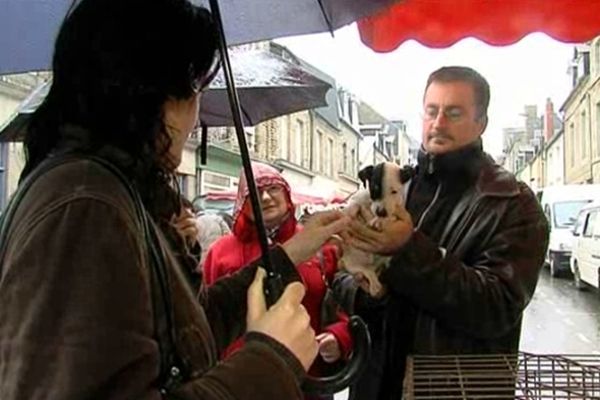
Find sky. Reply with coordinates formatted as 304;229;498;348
276;26;576;158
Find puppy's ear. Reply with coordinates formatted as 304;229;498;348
358;165;374;188
399;165;416;183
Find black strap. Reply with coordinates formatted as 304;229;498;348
0;154;185;394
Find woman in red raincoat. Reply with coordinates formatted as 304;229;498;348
202;162;353;400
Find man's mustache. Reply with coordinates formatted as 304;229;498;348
428;132;454;141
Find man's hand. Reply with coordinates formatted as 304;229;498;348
247;268;318;371
343;204;414;256
316;332;341;363
282;210;350;265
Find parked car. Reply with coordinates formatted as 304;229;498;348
538;184;600;277
570;200;600;290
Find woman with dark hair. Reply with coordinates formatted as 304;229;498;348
0;0;349;398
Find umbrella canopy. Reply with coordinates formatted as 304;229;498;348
202;49;330;126
0;0;401;75
358;0;600;52
0;49;331;141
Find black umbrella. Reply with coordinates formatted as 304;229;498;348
0;50;331;141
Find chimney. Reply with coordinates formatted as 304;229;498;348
544;98;554;142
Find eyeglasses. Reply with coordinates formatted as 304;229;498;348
422;106;466;123
191;56;222;94
260;185;284;197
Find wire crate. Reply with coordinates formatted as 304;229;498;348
403;352;600;399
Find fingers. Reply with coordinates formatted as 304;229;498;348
344;204;360;218
308;210;347;231
277;281;306;308
348;219;381;244
353;272;371;293
246;267;267;325
321;214;351;237
315;332;329;342
391;203;412;222
316;209;345;223
317;333;341;363
359;205;375;221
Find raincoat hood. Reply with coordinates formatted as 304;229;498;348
232;162;296;242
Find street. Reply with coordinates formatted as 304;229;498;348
335;266;600;400
520;266;600;355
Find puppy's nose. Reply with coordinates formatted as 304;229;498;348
375;206;387;218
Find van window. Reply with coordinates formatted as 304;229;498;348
573;211;587;236
553;200;592;229
583;211;597;238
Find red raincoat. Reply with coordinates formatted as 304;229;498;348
201;163;353;386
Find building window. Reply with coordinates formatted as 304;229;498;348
316;130;323;173
348;99;354;124
581;110;588;159
570;123;575;167
583;211;597;238
245;128;256;153
595;40;600;76
327;138;334;176
596;103;600;156
302;123;310;169
280;120;289;160
342;143;348;173
201;171;234;194
351;148;356;176
293;119;304;165
177;174;189;198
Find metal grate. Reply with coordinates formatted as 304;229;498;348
403;352;600;399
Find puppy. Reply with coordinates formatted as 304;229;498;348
340;162;414;297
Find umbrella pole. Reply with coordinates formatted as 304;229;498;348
208;0;279;296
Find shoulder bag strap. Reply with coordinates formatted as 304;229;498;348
0;154;185;394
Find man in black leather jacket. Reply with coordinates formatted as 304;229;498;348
340;66;549;400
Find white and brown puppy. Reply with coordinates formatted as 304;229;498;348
340;162;414;297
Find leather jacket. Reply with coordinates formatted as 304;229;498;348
344;143;549;400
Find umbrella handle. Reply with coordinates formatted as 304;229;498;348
264;273;371;396
302;316;371;396
263;272;284;307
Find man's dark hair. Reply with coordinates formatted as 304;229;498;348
425;66;490;120
23;0;219;221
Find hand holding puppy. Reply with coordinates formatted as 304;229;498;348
345;203;414;256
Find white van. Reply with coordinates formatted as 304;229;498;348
570;201;600;289
538;184;600;277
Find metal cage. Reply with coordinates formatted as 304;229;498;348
403;352;600;399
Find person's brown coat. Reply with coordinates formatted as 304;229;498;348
0;159;304;400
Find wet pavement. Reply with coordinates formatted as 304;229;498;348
520;266;600;355
335;266;600;399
